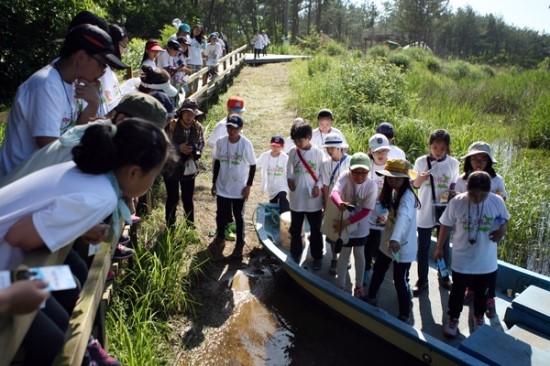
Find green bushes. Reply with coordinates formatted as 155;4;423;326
388;52;411;70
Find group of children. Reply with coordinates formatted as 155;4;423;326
244;108;510;337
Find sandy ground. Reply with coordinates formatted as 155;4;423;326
175;62;299;365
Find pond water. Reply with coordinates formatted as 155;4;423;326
191;258;425;366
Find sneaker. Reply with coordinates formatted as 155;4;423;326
329;259;338;275
313;259;323;270
224;223;236;241
486;297;497;318
106;270;115;281
439;276;452;290
87;338;121;366
463;287;474;304
131;214;140;224
353;287;365;300
443;317;459;338
113;243;135;261
473;315;485;331
412;280;428;296
118;235;130;245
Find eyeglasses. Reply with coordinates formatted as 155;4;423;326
351;170;368;176
89;53;108;70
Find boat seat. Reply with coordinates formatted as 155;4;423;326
458;325;550;366
507;324;550;352
504;285;550;336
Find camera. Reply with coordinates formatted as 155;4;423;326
346;204;355;212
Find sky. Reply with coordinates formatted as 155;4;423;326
448;0;549;34
362;0;549;34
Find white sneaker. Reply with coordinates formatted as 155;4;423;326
444;317;459;338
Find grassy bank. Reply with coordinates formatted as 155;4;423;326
287;47;550;274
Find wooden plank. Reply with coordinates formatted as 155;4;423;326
53;241;113;366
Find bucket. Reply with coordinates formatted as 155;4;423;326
279;211;292;249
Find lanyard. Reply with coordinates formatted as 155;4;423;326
329;155;347;186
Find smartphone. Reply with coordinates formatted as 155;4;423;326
346;204;355;212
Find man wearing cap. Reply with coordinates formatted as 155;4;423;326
261;30;270;56
257;135;290;213
0;24;127;177
211;114;257;259
376;121;406;160
163;98;204;226
311;109;348;158
0;92;167;188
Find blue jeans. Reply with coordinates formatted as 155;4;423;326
216;195;245;246
448;270;494;318
368;249;412;318
22;297;69;366
417;226;449;283
289;210;323;261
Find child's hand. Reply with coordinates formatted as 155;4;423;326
337;202;349;212
211;184;217;197
376;215;387;225
0;280;50;315
489;226;507;242
287;179;296;191
242;186;251;200
179;143;193;155
75;79;101;107
389;240;400;253
81;223;109;244
311;186;320;198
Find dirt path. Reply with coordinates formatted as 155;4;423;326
176;62;298;365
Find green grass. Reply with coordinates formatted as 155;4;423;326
106;207;205;365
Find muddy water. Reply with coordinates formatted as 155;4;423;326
186;256;424;366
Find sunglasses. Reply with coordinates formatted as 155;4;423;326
89;53;108;69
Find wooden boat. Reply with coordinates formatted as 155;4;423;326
254;203;550;366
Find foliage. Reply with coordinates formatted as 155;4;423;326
367;45;388;59
107;208;204;365
122;38;146;72
388;52;411;70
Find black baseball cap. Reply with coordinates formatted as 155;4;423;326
270;135;284;146
61;24;128;69
226;114;244;128
376;122;395;138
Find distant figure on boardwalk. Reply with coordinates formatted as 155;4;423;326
261;30;270;56
253;30;264;59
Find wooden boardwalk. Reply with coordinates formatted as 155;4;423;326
244;53;311;65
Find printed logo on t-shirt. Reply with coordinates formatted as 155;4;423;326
462;214;493;233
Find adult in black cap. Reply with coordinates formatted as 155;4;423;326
376;121;406;160
0;24;127;177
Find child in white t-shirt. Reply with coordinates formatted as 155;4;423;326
211;115;257;259
330;153;378;299
412;129;459;295
286;122;325;269
205;33;223;79
319;133;350;275
257;135;290;213
436;171;510;338
363;133;391;284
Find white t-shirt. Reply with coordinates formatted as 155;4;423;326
320;155;350;188
287;146;325;212
213;135;256;199
283;136;295;154
0;161;117;270
97;67;123;117
253;34;265;49
332;171;378;238
262;34;270;46
188;38;205;66
414;155;459;228
367;161;388;231
311;127;347;150
388;145;406;160
455;173;508;200
257;151;289;199
156;50;174;69
141;59;157;69
205;43;223;66
0;65;77;176
439;192;510;274
378;189;418;263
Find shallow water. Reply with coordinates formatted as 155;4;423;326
185;258;424;366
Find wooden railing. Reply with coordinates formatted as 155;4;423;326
0;45;248;366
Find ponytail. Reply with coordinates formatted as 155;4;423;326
73;119;168;174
